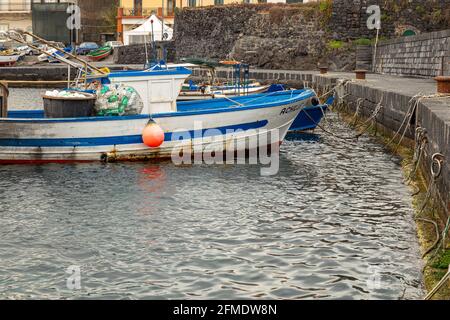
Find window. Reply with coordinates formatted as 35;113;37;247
215;0;224;5
188;0;196;7
2;0;31;12
0;24;9;32
0;1;8;12
403;30;417;37
134;0;142;15
167;0;175;15
129;35;150;45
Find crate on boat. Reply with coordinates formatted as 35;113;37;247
43;91;96;118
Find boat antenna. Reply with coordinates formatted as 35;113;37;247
144;33;149;69
161;0;164;41
150;19;157;66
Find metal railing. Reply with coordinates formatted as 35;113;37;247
121;7;175;17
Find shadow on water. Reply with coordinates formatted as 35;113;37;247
285;131;323;143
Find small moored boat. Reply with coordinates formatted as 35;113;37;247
178;82;271;101
0;50;22;66
87;46;112;62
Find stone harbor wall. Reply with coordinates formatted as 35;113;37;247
173;1;449;71
355;45;372;70
330;0;450;40
174;3;355;71
113;41;176;65
374;29;450;77
229;7;330;70
0;66;78;82
107;2;450;72
173;4;263;61
0;65;127;87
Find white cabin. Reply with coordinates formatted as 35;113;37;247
108;66;191;114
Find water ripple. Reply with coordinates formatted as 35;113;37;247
0;92;424;300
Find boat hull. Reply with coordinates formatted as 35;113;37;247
0;55;20;66
87;50;111;62
0;91;314;163
289;105;328;132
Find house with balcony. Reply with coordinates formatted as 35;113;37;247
117;0;265;43
117;0;178;43
0;0;33;36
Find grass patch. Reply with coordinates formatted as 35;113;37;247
328;40;344;50
353;37;388;46
353;38;372;46
432;250;450;270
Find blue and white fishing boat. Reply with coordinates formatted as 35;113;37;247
289;96;334;132
0;66;316;163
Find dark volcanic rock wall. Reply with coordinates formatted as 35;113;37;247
230;9;328;70
173;5;262;60
171;1;450;71
113;41;176;65
174;4;341;70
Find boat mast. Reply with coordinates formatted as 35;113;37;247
161;0;164;41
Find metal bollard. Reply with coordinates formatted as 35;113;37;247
355;69;367;80
434;76;450;94
0;81;9;118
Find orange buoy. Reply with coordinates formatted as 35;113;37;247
142;122;165;148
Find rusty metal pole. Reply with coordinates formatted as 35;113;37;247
0;81;9;118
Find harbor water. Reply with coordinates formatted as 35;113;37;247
0;89;424;299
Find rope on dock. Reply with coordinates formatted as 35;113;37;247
387;93;450;154
386;94;423;154
405;127;429;185
413;153;446;258
299;78;387;142
351;98;364;126
441;215;450;251
303;95;384;141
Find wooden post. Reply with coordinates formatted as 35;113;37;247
0;81;8;118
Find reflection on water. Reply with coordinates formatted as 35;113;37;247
0;91;423;300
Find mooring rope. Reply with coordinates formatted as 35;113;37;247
303;95;384;141
424;265;450;300
405;127;429;184
440;215;450;251
417;217;441;258
415;154;445;218
352;96;384;131
414;153;446;259
301;79;385;142
351;98;364;127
